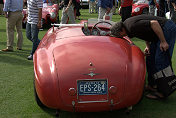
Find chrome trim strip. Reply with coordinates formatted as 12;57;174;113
78;100;109;104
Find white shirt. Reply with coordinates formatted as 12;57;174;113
27;0;43;24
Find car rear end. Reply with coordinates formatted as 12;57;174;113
34;27;145;112
50;36;145;112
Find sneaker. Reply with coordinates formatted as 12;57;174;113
27;54;33;60
1;48;13;52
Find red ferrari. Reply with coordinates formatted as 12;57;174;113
118;0;149;17
42;2;59;27
22;1;59;28
132;0;159;16
132;0;149;16
33;19;146;115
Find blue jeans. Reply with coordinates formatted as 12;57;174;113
146;20;176;86
26;23;40;55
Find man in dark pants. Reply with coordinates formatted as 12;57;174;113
168;0;176;23
110;15;176;99
158;0;169;17
148;0;157;16
120;0;133;21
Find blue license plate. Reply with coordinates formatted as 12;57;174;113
77;80;108;95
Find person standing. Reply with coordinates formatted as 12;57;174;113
60;0;75;24
72;0;81;20
158;0;169;17
112;0;117;15
95;0;98;13
26;0;43;60
98;0;113;20
148;0;157;16
110;14;176;99
0;0;4;16
88;0;96;13
120;0;133;22
75;0;81;20
23;0;27;8
1;0;23;52
168;0;176;23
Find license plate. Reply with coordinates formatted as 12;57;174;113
77;80;108;95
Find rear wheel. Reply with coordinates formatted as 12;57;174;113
33;78;46;108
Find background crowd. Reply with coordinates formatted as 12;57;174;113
0;0;175;57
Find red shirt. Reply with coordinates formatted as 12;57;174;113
121;0;133;7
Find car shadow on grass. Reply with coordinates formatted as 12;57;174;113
0;52;33;66
35;95;176;118
0;29;6;32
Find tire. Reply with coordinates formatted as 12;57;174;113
142;8;148;14
33;78;46;108
33;75;59;113
136;81;146;105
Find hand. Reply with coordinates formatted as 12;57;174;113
144;46;150;56
160;41;169;52
174;6;176;11
25;16;28;22
64;7;69;13
106;7;111;14
37;21;42;29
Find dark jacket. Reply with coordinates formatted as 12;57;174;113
98;0;113;9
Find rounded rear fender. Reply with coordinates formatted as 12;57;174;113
33;48;62;108
124;45;146;104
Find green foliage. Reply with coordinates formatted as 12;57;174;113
0;9;176;118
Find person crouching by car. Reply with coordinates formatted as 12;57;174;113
60;0;75;24
26;0;43;60
110;14;176;100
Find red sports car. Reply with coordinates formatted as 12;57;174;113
33;19;146;115
118;0;149;17
22;1;59;28
132;0;149;16
132;0;159;16
42;2;59;27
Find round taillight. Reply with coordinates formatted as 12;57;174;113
109;86;117;94
69;88;76;96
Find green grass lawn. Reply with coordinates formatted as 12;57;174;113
0;9;176;118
